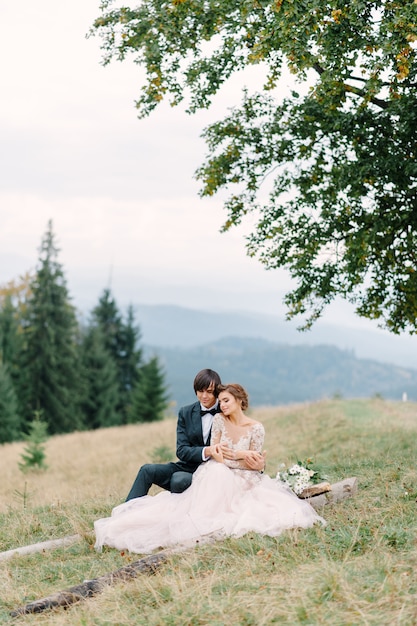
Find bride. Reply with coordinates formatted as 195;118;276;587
94;384;325;554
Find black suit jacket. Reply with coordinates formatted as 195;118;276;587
175;400;212;473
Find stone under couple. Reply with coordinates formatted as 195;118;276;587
94;369;325;554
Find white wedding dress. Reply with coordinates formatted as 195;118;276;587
94;414;325;554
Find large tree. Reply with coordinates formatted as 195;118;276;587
91;0;417;332
20;221;83;434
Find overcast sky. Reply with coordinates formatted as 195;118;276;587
1;1;416;354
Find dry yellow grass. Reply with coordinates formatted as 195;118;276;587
0;417;178;513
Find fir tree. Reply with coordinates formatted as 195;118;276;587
91;291;143;422
20;220;83;434
130;356;169;423
0;294;21;367
0;363;21;443
91;288;123;360
18;410;49;472
79;325;120;429
119;304;143;421
0;294;23;395
0;276;33;420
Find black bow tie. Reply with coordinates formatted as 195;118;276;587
200;407;217;417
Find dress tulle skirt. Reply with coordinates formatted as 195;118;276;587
94;461;326;554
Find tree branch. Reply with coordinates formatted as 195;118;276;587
313;63;388;109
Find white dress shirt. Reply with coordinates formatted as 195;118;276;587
201;403;218;460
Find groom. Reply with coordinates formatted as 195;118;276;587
125;368;222;500
125;368;265;500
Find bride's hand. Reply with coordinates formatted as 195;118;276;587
241;450;267;471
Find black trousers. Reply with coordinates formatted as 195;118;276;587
125;462;195;501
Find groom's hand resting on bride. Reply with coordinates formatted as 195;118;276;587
210;444;224;463
220;445;266;472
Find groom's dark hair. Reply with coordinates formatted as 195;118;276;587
193;369;222;396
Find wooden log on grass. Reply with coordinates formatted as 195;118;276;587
306;477;358;510
8;534;215;617
10;551;167;617
0;534;81;562
298;481;332;499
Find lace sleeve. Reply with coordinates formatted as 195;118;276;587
224;421;265;471
210;413;223;445
250;422;265;453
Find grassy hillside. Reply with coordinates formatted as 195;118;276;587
0;399;416;625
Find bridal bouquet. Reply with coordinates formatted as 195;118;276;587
276;458;326;496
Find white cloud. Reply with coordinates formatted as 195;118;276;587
0;0;292;317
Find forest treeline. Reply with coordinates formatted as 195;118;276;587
0;221;168;444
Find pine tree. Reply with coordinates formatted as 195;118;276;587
0;276;33;420
119;304;143;421
91;291;143;422
79;325;120;429
20;220;83;434
18;410;49;472
0;294;23;393
0;363;21;443
130;356;169;423
91;288;123;359
0;294;21;366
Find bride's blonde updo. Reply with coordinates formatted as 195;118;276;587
218;383;249;411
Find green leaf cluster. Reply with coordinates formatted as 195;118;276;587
91;0;417;332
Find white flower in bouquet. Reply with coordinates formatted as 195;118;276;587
276;460;318;495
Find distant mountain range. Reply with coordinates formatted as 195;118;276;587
146;336;417;408
137;304;417;367
136;305;417;408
